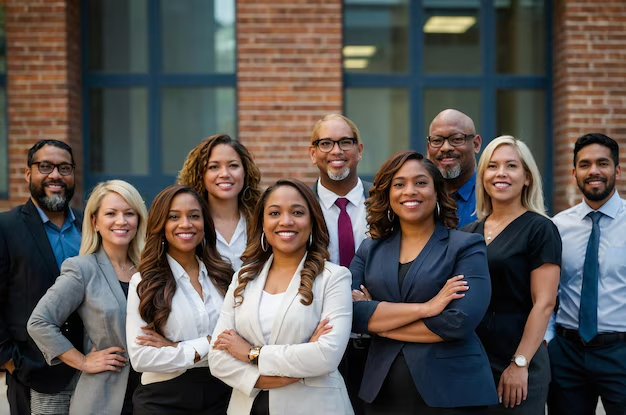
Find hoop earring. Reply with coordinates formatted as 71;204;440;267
309;233;313;247
158;237;166;257
242;186;253;202
387;209;395;222
436;201;441;218
261;232;268;252
201;238;206;249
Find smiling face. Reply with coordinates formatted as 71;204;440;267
263;185;313;259
483;144;529;207
93;192;138;252
204;144;245;205
389;159;437;226
309;119;363;183
25;144;76;213
164;192;205;260
574;143;621;207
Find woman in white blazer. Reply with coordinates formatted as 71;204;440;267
126;184;234;414
28;180;148;415
209;179;354;415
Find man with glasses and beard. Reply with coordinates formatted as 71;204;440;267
546;133;626;415
427;109;482;227
0;140;83;415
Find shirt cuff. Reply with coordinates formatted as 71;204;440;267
183;337;211;359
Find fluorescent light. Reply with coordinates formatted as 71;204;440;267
423;16;476;34
343;46;377;58
344;59;369;69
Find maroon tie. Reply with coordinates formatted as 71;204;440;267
335;198;355;267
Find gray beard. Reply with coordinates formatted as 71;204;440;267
328;167;350;181
442;165;462;180
37;193;69;212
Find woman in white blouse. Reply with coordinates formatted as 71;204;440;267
126;184;234;414
178;134;262;270
209;179;354;415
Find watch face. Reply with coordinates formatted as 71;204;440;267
514;355;527;367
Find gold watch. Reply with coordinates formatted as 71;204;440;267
248;346;262;365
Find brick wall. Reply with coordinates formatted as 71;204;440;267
0;0;81;211
552;0;626;213
237;0;343;187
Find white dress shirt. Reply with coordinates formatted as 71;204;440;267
546;191;626;341
316;179;368;265
216;213;247;271
126;255;225;384
259;291;286;344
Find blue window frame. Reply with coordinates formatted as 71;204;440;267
82;0;237;203
344;0;553;210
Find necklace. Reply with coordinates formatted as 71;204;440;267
116;264;136;277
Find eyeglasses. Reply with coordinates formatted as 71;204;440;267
427;133;475;148
312;137;357;153
31;161;75;176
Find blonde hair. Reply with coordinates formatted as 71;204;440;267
310;113;361;144
476;136;547;220
80;180;148;265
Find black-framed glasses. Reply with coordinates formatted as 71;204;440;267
31;161;75;176
312;137;357;153
427;133;475;148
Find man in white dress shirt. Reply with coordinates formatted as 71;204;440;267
309;113;370;414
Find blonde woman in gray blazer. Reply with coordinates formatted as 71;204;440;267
28;180;147;415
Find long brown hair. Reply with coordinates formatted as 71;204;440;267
367;151;458;239
234;179;329;307
177;134;262;228
137;184;234;336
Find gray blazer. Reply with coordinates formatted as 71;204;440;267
28;247;130;415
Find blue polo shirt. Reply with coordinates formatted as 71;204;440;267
35;205;81;269
452;172;477;228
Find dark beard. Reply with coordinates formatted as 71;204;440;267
30;180;75;212
579;177;614;202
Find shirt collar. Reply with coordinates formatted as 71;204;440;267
577;190;621;220
454;172;476;202
35;204;76;225
166;254;207;281
317;178;364;210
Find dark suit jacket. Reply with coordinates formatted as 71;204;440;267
311;179;372;200
351;224;498;408
0;199;83;393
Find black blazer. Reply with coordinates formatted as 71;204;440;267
0;199;83;393
351;225;498;408
311;178;372;200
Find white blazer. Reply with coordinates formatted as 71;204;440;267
209;255;354;415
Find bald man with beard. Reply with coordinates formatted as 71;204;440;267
427;109;482;227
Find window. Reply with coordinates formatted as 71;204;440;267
83;0;236;202
344;0;551;205
0;4;7;197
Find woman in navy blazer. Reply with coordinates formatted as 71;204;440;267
351;151;497;414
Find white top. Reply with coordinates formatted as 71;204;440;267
259;291;286;343
216;213;247;271
126;254;225;384
316;179;368;265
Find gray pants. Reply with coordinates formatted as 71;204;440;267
30;373;78;415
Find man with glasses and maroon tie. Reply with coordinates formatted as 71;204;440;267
309;113;370;414
427;109;483;227
0;140;83;415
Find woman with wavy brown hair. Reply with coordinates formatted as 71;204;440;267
178;134;262;270
126;184;234;414
208;179;354;415
351;150;497;414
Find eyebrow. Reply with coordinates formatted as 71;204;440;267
267;203;308;209
318;137;354;140
578;157;610;164
168;209;201;213
393;174;429;181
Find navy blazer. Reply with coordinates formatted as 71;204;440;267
351;224;497;408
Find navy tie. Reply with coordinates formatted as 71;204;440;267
579;211;603;343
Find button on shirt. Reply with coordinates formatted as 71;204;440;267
316;179;368;265
553;191;626;335
35;205;81;269
216;213;246;271
453;172;477;228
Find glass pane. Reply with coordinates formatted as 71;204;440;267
89;88;149;175
161;88;236;175
343;0;409;73
0;5;6;73
161;0;235;73
345;88;409;175
496;90;546;174
0;88;7;195
496;0;545;75
88;0;148;73
423;4;480;74
424;89;482;141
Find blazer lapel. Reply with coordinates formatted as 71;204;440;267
95;247;127;311
379;231;402;301
245;257;272;345
400;225;448;299
21;200;60;278
268;254;307;345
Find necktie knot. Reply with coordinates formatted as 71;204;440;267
588;211;603;224
335;198;349;211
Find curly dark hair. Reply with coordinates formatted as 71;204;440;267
177;134;262;229
234;179;330;307
367;150;458;239
137;184;234;336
